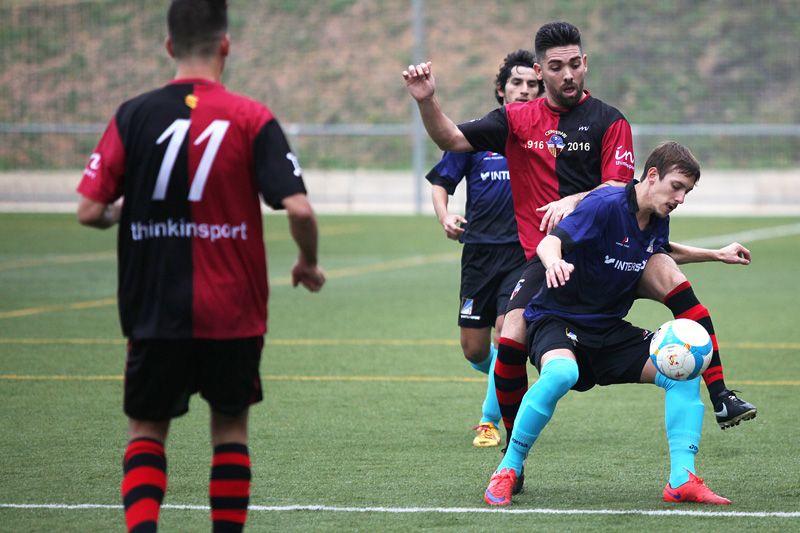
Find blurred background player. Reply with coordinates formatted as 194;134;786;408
403;22;755;453
76;1;325;531
426;50;542;448
484;142;731;507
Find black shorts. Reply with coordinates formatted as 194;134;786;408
459;243;526;328
124;337;264;421
505;257;546;313
527;316;653;392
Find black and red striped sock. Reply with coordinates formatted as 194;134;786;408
493;337;529;439
210;443;251;533
663;281;726;399
122;437;166;533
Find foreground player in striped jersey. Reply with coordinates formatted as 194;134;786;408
427;50;543;448
77;1;325;531
403;22;755;453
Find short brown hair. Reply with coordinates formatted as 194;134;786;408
640;141;701;183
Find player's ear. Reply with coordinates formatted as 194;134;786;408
165;36;175;58
220;34;230;57
646;167;659;184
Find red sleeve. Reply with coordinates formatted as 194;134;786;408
600;118;635;183
76;116;126;203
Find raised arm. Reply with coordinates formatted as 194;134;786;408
402;61;474;152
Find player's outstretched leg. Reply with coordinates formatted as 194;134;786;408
473;344;502;447
485;357;578;506
662;280;757;429
122;437;167;532
656;374;731;504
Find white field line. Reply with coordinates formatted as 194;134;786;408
682;222;800;248
1;502;798;518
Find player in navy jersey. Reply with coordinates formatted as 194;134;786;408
76;1;325;531
484;142;732;506
427;50;543;448
403;22;755;452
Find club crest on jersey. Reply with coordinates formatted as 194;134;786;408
545;130;567;157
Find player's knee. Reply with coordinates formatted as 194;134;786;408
461;338;489;364
499;308;527;343
640;255;687;300
540;358;579;393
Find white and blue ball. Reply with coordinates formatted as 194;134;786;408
649;318;713;380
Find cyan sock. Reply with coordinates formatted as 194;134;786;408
656;373;704;487
479;344;501;426
498;357;578;475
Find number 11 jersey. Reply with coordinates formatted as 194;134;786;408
77;79;306;340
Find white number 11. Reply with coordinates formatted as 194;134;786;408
152;119;230;201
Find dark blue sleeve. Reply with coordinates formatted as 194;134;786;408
425;151;471;195
551;191;609;253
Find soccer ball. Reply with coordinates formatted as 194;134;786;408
649;318;713;380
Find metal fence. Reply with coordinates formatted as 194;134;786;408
2;0;798;213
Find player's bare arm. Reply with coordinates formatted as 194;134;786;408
536;179;627;233
431;184;466;240
403;61;474;152
77;196;121;229
667;241;751;266
537;234;575;288
283;193;326;292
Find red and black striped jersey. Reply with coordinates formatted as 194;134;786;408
77;79;306;340
458;92;634;259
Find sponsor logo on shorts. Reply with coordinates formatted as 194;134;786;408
510;279;525;300
460;298;474;316
565;328;578;344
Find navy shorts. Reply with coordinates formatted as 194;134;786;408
459;243;526;328
124;337;264;421
505;257;546;313
527;316;654;392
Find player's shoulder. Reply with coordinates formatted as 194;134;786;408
581;92;627;122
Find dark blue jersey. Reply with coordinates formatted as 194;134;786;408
426;151;519;244
524;182;670;328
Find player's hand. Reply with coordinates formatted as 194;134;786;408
402;62;435;102
536;195;580;233
441;213;466;240
715;242;751;265
292;258;326;292
545;259;574;288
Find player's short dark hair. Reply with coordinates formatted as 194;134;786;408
168;0;228;59
494;49;542;105
534;21;582;62
641;141;701;183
